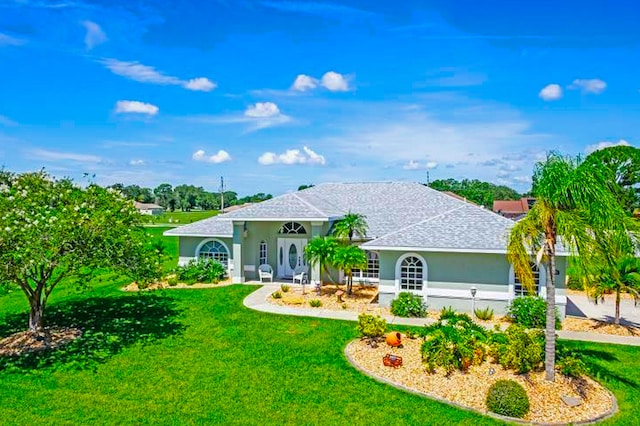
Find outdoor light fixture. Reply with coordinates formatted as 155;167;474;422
470;286;477;298
470;286;477;320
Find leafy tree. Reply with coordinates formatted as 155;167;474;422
0;171;162;332
120;184;154;203
304;237;338;285
430;178;521;207
236;192;273;205
507;152;633;381
174;184;200;211
583;145;640;215
154;183;175;210
332;211;368;242
298;184;314;191
331;245;367;295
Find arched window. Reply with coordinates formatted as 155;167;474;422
511;262;545;296
398;255;425;291
197;240;229;267
259;241;268;265
353;251;379;280
278;222;307;235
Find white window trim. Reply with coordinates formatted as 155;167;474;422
508;263;547;299
195;238;231;272
394;252;428;296
259;240;268;265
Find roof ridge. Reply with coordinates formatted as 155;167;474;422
290;192;332;217
369;204;467;242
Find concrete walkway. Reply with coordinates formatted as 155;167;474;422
243;285;640;347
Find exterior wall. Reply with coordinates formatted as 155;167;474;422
377;250;567;318
177;236;234;276
138;208;164;216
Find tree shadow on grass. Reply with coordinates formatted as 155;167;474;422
0;293;184;373
560;344;639;389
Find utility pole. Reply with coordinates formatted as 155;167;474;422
220;176;225;214
426;171;430;187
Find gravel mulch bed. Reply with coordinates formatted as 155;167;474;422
269;284;390;315
563;317;639;337
123;277;234;292
0;327;82;356
346;337;615;425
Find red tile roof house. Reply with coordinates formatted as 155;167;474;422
165;183;567;318
492;197;536;220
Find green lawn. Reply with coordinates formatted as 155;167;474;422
0;232;638;424
144;210;219;226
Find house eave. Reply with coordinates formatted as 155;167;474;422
360;245;571;257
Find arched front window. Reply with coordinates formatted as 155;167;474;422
512;262;544;296
278;222;307;235
398;255;425;291
259;241;268;265
197;240;229;267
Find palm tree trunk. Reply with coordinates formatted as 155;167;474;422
615;289;621;325
545;240;557;382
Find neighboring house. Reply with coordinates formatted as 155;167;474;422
493;197;536;220
134;202;165;216
165;183;568;317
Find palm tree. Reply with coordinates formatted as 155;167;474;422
507;152;632;382
304;236;338;285
587;254;640;325
331;245;368;295
332;212;368;243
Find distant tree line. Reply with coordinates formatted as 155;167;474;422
107;183;272;211
428;178;521;207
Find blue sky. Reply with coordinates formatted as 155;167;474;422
0;0;638;196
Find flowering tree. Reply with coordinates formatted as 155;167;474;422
0;171;162;333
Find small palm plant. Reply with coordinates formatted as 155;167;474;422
332;211;368;243
587;254;640;325
331;245;367;295
304;236;338;285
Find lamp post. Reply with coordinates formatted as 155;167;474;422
470;286;477;320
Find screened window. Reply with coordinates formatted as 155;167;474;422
514;263;541;296
353;251;379;280
198;240;229;267
400;256;424;291
278;222;307;235
259;241;268;265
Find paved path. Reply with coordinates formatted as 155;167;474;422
566;291;640;327
243;285;640;347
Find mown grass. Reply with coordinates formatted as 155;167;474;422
0;231;638;424
144;210;219;226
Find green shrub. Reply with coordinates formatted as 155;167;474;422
474;306;494;321
272;291;282;299
175;259;226;284
167;276;179;287
309;299;322;308
439;306;456;320
421;312;489;374
390;292;427;318
507;296;561;329
357;314;387;340
486;380;530;418
557;347;587;378
491;324;544;374
281;284;290;293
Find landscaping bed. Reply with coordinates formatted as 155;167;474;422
123;277;233;292
268;284;389;315
346;336;615;424
563;317;639;337
0;327;82;356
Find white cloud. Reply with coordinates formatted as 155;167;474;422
539;84;562;101
245;102;281;118
258;146;326;166
321;71;350;91
403;160;438;170
568;78;607;94
291;74;318;91
192;149;232;164
81;20;107;50
129;159;145;166
0;32;25;46
29;148;102;163
115;100;159;115
184;77;217;92
101;59;216;91
585;139;631;154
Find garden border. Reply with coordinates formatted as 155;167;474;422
343;340;619;426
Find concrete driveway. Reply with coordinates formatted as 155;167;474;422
566;290;640;327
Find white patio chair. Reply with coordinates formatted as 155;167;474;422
292;266;308;285
258;264;273;283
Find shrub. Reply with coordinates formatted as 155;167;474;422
390;292;427;318
507;296;561;329
271;291;282;299
281;284;290;293
357;313;387;340
309;299;322;308
486;380;530;418
167;276;179;287
490;324;544;374
175;259;226;284
439;306;457;320
421;312;489;374
557;347;587;378
474;306;494;321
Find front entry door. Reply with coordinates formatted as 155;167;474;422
277;238;307;278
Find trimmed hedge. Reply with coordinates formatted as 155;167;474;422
486;379;530;418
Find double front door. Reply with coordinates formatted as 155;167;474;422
277;238;307;278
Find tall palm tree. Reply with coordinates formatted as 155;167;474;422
304;236;338;285
587;254;640;325
507;152;632;382
331;245;368;295
332;212;368;243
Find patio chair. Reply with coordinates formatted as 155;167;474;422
292;266;308;285
258;264;273;283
